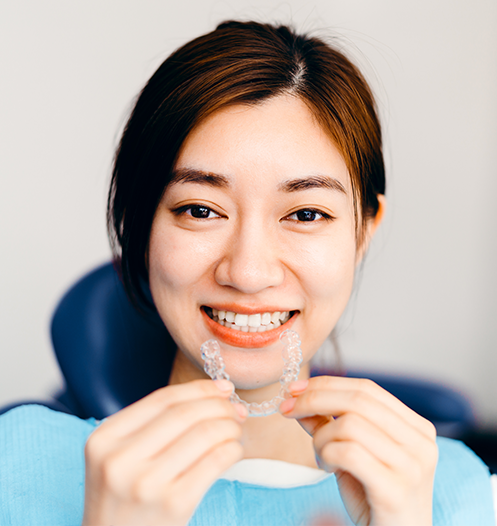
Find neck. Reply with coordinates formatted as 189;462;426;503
240;409;318;468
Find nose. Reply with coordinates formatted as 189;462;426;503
214;220;285;294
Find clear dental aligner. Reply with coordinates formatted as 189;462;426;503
200;329;303;417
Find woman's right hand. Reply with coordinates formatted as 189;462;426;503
82;379;246;526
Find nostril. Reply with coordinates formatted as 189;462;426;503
214;261;285;293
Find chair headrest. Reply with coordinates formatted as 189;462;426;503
51;262;175;419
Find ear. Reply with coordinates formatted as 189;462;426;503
356;194;386;264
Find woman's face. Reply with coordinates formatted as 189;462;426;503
148;94;360;390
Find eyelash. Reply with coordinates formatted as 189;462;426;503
172;204;222;219
284;208;334;223
173;204;334;223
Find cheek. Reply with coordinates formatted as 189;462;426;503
292;234;356;360
147;222;221;351
292;233;357;303
148;224;216;293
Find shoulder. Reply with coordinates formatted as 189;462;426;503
0;402;99;433
0;404;99;526
433;436;495;526
436;436;489;472
0;403;99;458
0;403;99;477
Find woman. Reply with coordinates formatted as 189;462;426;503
0;20;494;526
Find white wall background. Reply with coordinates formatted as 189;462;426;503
1;1;496;424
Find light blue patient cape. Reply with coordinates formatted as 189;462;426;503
0;405;494;525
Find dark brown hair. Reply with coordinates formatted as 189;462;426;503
108;20;386;308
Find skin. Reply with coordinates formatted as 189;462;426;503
83;94;437;526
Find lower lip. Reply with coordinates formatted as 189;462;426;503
201;308;298;348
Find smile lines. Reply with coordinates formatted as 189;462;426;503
205;307;293;332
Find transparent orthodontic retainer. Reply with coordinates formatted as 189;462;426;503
201;329;303;417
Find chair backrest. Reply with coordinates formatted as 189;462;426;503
51;262;175;420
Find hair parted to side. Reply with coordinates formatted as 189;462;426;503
108;20;386;308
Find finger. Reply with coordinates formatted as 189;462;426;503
319;439;435;524
296;376;436;440
279;391;331;436
129;417;244;502
313;413;425;476
113;396;246;463
283;386;435;447
98;379;234;439
318;438;395;496
289;413;330;437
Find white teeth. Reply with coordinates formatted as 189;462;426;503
261;312;271;325
248;313;261;327
234;313;248;326
208;308;293;332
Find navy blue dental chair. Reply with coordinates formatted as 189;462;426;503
52;261;176;420
0;262;476;440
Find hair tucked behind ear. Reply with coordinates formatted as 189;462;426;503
107;20;385;308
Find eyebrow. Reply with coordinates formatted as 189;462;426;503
278;175;347;195
169;168;346;195
169;168;230;188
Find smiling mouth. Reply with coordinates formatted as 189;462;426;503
203;307;295;333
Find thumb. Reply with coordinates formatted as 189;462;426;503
294;414;329;436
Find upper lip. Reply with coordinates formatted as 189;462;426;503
203;304;298;315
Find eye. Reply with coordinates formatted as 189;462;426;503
174;204;221;219
285;208;332;223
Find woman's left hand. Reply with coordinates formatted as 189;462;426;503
279;376;438;526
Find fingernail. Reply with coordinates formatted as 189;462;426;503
279;397;297;414
289;379;308;393
214;379;234;392
234;403;248;420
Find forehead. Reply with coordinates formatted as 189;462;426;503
174;94;351;193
